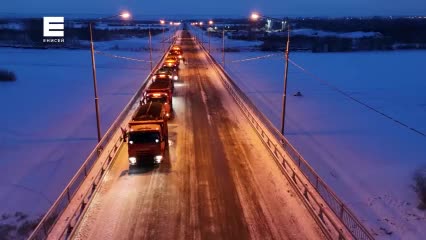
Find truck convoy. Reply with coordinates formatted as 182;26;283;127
128;102;168;167
127;44;183;169
162;45;184;69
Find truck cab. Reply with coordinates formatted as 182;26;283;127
163;56;179;69
156;67;179;81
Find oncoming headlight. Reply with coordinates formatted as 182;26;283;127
129;157;136;165
173;76;178;80
154;155;163;164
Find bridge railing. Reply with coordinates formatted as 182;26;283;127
28;34;179;240
193;30;374;240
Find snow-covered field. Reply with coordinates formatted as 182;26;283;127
192;27;426;239
0;29;174;236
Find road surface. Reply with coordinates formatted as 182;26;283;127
72;30;326;240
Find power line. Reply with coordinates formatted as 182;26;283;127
95;50;152;62
227;51;425;137
231;53;281;63
288;58;426;137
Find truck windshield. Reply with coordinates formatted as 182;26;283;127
129;131;161;144
147;96;167;104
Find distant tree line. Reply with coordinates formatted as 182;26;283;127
201;17;426;52
293;17;426;44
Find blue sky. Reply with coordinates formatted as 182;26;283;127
1;0;426;17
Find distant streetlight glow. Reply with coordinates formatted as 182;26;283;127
199;21;203;25
250;12;260;21
160;19;165;25
208;20;214;25
120;11;131;19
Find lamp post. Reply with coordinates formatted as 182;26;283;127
208;20;213;52
251;12;290;135
221;28;236;68
222;29;225;66
149;25;153;71
199;22;204;46
160;19;166;51
88;11;131;142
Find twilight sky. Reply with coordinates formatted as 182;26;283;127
2;0;426;17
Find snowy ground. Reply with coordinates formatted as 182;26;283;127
0;28;176;237
191;26;426;239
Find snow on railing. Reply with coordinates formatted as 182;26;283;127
28;33;179;240
194;33;375;240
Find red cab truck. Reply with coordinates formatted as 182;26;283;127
128;102;168;167
145;80;173;118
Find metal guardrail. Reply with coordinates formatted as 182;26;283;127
28;35;178;240
194;31;374;240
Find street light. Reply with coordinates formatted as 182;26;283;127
120;12;131;19
89;11;131;142
221;28;235;67
250;12;260;21
148;25;153;71
222;29;225;66
251;12;290;136
160;19;166;52
208;20;214;52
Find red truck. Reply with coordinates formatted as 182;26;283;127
144;79;173;117
128;102;168;167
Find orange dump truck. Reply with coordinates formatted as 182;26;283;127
144;80;173;118
128;102;168;167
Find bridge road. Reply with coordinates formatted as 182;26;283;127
72;30;326;240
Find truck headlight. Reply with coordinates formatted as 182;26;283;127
129;157;136;165
154;155;163;164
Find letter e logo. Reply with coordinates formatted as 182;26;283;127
43;17;64;37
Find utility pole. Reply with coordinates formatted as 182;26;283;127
149;27;153;71
89;22;101;142
222;29;225;67
281;25;290;135
162;27;165;52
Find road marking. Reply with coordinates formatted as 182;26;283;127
199;86;212;125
